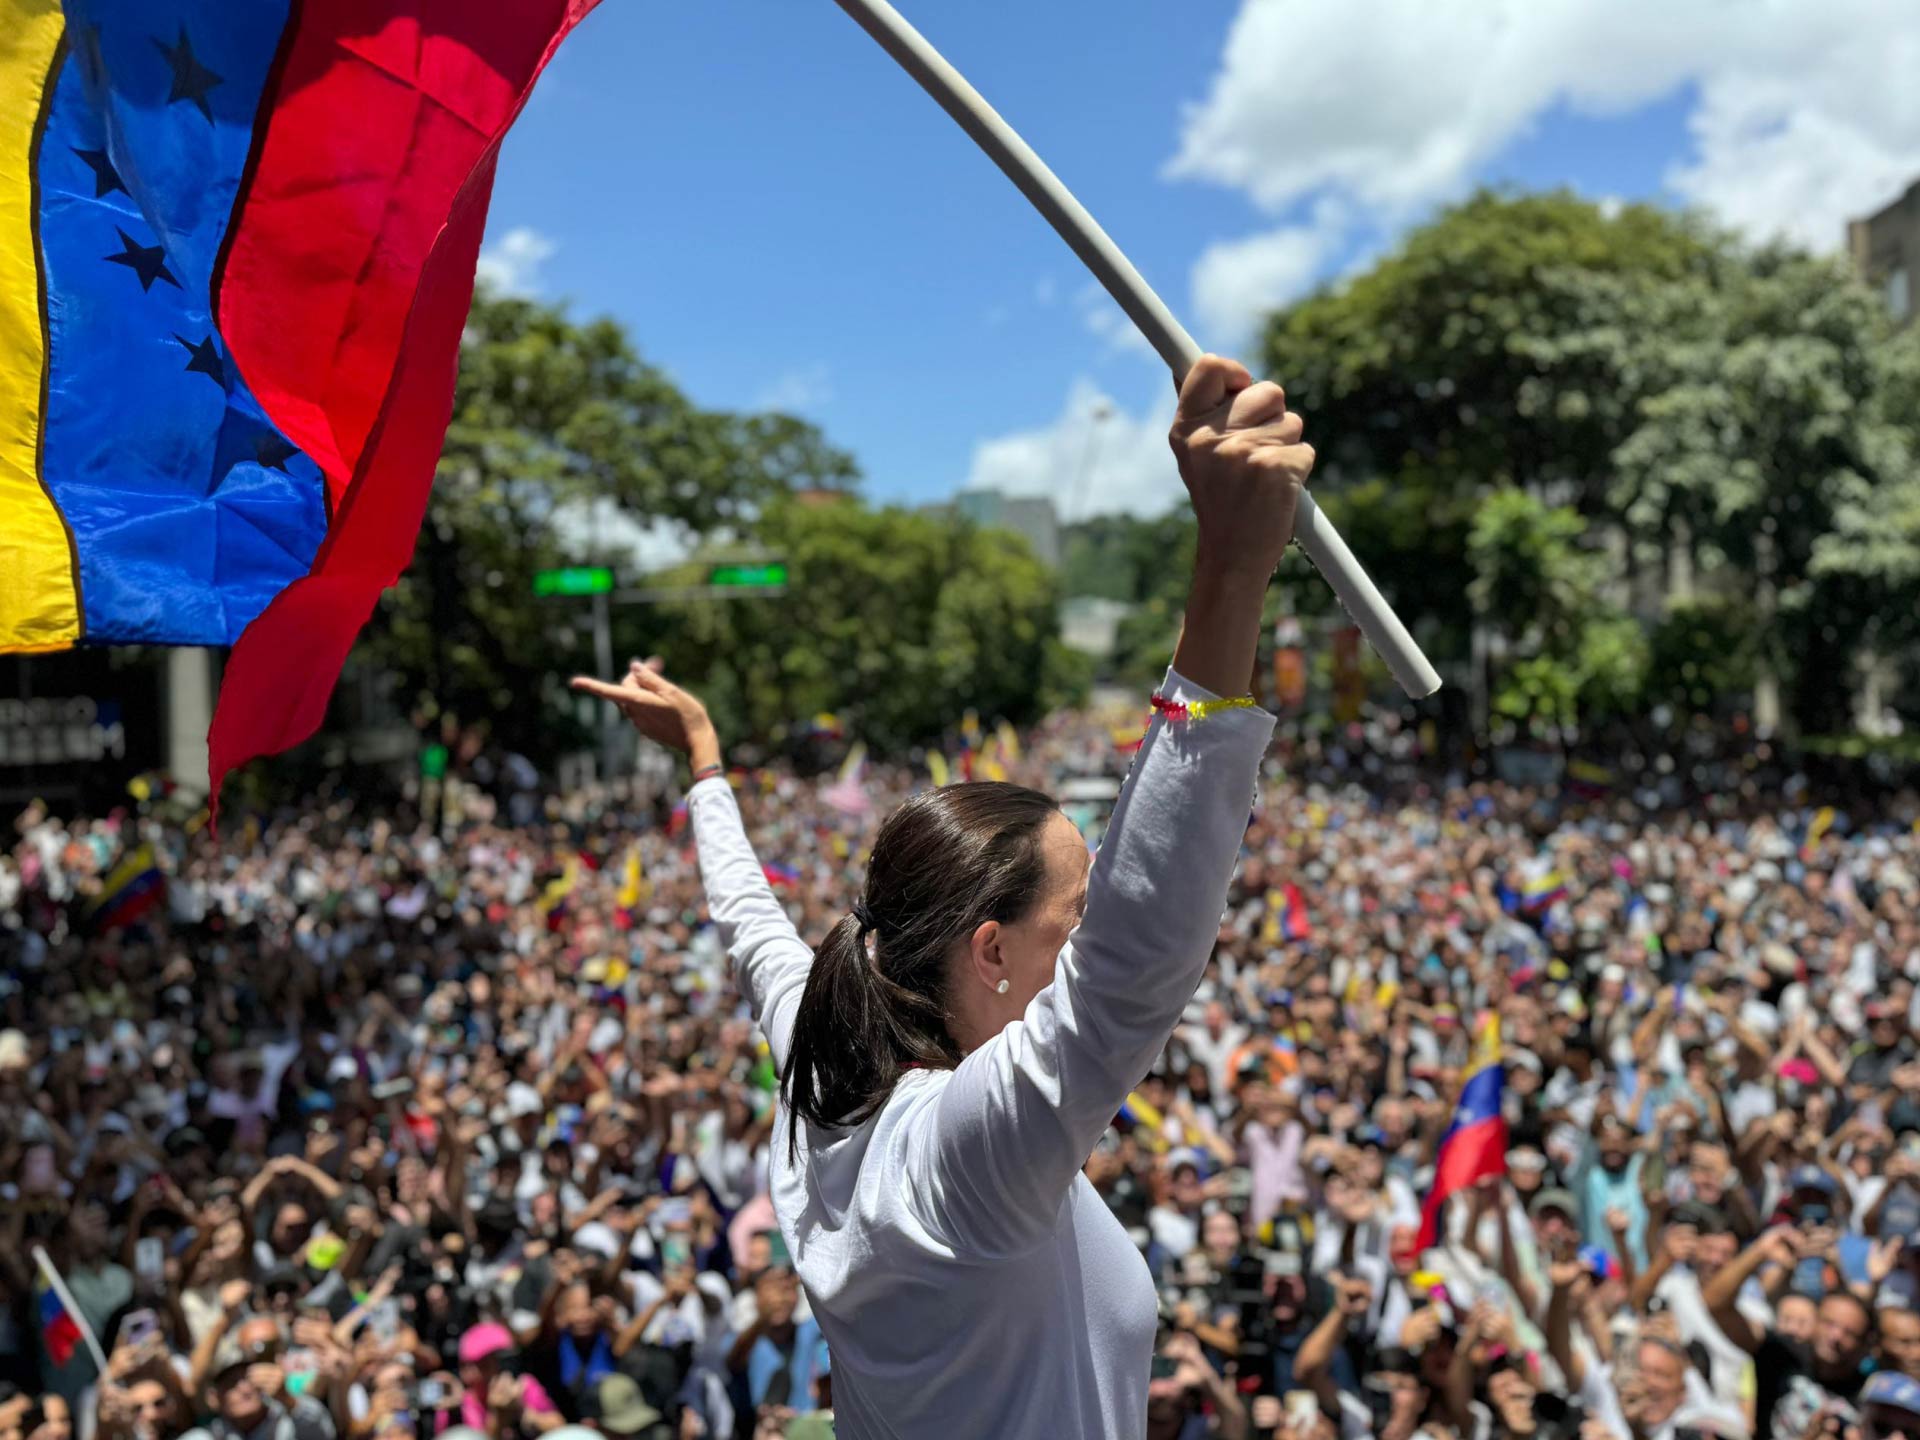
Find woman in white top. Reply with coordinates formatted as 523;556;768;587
573;354;1313;1440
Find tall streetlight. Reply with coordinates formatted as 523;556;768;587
1065;399;1113;523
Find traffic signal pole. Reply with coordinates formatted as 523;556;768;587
535;563;788;782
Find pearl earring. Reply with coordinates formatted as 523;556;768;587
995;979;1010;995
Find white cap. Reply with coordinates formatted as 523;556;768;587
506;1082;543;1119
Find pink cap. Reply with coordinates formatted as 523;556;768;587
458;1322;514;1365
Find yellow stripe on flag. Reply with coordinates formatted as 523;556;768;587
0;3;79;652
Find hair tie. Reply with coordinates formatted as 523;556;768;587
851;899;877;938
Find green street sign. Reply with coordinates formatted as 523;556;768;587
707;562;788;589
534;566;614;597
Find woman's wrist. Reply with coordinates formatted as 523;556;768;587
1173;562;1269;700
687;723;723;777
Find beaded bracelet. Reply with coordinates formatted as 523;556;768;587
1151;692;1259;724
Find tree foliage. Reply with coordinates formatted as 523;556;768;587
651;498;1081;750
350;290;1085;762
357;291;855;756
1249;189;1919;736
1465;490;1647;733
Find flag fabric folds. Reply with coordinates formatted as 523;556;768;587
1521;868;1568;913
1801;806;1837;861
88;841;164;930
1260;883;1312;945
1279;882;1311;942
615;848;647;910
0;0;600;806
1416;1017;1507;1249
37;1282;81;1367
1117;1090;1168;1153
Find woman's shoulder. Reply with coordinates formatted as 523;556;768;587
789;1069;965;1254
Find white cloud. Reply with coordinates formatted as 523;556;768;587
1170;0;1920;253
552;501;694;574
962;380;1180;522
1670;44;1920;252
476;226;558;297
753;363;834;415
1190;202;1349;350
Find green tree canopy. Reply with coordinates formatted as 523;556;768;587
359;289;856;754
651;497;1083;750
1258;188;1919;736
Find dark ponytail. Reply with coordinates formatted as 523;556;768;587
779;781;1059;1161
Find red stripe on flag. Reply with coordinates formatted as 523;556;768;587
207;0;601;811
43;1311;80;1368
1415;1115;1508;1251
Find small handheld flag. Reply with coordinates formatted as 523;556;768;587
38;1286;80;1368
615;848;648;910
1801;807;1837;861
1521;869;1568;914
32;1246;107;1375
1415;1017;1507;1250
1280;883;1311;942
87;843;164;931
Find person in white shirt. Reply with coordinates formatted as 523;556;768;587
572;353;1312;1440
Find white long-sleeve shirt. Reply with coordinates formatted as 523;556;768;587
690;668;1272;1439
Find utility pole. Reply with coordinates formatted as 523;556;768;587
534;561;789;781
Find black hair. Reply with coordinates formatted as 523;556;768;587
780;781;1060;1160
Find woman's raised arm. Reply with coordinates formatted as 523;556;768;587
910;355;1312;1255
570;664;813;1068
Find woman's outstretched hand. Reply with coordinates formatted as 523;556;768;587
1171;354;1312;583
570;659;723;774
1168;354;1315;698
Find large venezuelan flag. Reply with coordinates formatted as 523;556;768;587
1415;1017;1507;1250
0;0;598;802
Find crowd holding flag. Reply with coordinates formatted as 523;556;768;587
1802;805;1839;860
1565;759;1616;800
1520;868;1569;914
1416;1016;1508;1249
1118;1089;1169;1154
537;857;581;920
85;841;164;931
615;847;649;910
32;1246;108;1376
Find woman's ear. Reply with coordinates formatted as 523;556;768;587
967;919;1004;994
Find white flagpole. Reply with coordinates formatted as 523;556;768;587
830;0;1443;701
32;1245;112;1377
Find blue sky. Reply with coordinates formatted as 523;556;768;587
481;0;1918;531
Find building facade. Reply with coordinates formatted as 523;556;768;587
946;490;1062;568
1849;179;1918;327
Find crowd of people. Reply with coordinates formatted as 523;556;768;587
4;700;1920;1440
